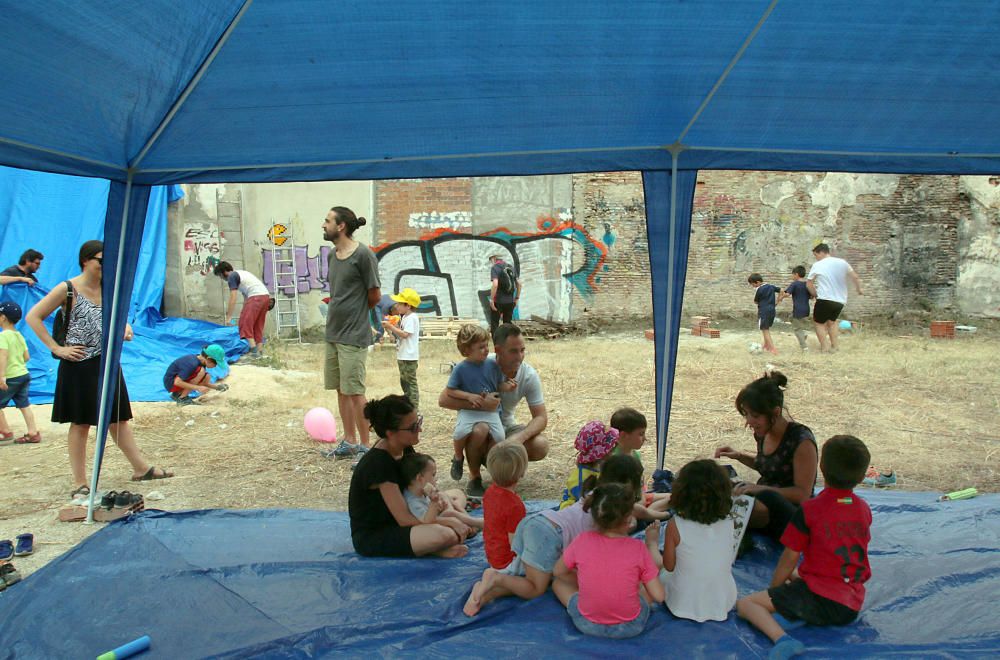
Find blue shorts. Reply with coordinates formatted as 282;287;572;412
510;513;564;573
0;373;31;409
568;593;650;639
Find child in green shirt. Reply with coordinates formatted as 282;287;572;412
0;302;40;444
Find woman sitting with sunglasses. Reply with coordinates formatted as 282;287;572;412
348;394;473;558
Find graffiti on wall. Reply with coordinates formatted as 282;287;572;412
183;223;222;275
259;214;610;322
408;211;472;230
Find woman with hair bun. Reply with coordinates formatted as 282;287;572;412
715;370;817;540
348;394;472;558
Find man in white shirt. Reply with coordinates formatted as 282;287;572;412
806;243;863;352
438;323;549;496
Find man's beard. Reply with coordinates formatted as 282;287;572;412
324;228;340;242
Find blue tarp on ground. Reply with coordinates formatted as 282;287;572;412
0;166;245;402
1;490;997;658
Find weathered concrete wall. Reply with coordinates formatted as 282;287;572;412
164;181;373;329
164;173;1000;329
956;176;1000;317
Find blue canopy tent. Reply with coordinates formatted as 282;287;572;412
1;1;998;513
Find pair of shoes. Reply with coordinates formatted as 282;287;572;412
131;466;174;482
862;470;896;487
466;477;486;498
14;432;41;444
331;438;360;459
0;562;22;591
450;456;464;481
171;392;195;406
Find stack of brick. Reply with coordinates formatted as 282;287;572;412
930;320;955;339
691;316;720;338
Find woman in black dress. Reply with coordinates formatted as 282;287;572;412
715;370;818;540
26;240;172;497
349;394;472;558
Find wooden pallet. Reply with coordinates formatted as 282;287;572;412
421;316;480;339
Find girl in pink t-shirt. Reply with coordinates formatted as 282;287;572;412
553;483;665;638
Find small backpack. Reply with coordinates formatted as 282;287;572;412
51;280;75;359
497;263;517;295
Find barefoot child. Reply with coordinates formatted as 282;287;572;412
464;453;644;617
444;324;515;496
382;288;421;409
660;459;738;622
400;452;483;531
163;344;230;405
0;302;40;444
553;482;665;638
737;435;872;659
748;273;779;354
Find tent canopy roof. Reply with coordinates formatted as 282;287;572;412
2;0;999;185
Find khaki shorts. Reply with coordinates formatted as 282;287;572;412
325;342;368;395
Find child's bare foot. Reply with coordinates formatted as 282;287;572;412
645;520;661;547
463;567;499;616
435;544;469;559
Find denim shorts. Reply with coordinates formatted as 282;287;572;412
509;513;563;573
0;373;31;408
568;593;650;639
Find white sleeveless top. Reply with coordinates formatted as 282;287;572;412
662;515;737;622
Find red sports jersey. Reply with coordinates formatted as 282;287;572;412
780;487;872;611
483;484;526;569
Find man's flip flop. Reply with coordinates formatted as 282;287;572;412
132;466;174;482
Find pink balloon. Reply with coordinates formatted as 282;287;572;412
304;407;338;442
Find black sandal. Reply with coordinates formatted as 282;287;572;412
69;485;90;499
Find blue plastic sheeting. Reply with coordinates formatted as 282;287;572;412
1;491;997;658
2;2;1000;183
0;165;243;402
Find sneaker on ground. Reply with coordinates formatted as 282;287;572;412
862;470;896;488
450;456;464;481
331;439;360;459
466;477;486;498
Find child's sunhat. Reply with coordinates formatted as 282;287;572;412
0;301;23;324
575;421;619;465
390;288;421;309
202;344;228;368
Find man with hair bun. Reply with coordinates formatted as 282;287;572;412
322;206;382;462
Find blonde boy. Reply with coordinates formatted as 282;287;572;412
382;288;422;409
444;324;515;496
0;302;40;444
483;442;529;569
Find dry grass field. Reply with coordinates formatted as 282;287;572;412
2;317;998;577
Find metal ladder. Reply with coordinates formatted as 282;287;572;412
269;222;302;342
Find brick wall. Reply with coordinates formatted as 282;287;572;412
371;172;977;324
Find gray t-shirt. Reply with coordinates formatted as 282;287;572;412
326;243;380;347
496;359;544;429
403;489;430;520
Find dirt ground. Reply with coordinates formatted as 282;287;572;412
2;319;998;578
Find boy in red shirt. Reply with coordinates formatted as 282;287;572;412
737;435;872;659
482;441;528;569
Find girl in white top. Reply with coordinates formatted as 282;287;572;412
660;459;738;622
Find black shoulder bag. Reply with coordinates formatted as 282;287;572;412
51;280;75;359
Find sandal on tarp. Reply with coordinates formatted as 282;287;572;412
132;466;174;482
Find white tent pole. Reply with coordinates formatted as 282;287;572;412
85;174;134;523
